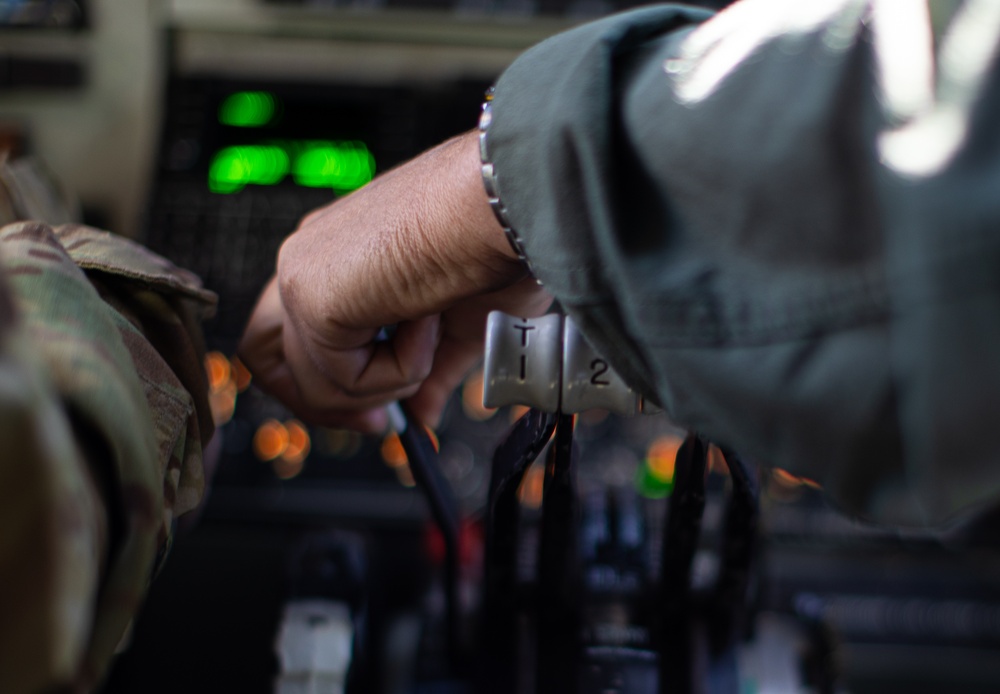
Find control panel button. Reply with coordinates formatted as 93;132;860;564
483;312;563;412
561;318;638;416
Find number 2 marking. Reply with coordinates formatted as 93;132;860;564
590;359;610;386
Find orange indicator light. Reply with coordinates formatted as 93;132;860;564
254;419;289;461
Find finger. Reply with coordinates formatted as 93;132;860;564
238;276;285;385
250;365;394;432
287;314;441;401
354;316;442;394
283;325;424;406
239;278;424;421
302;405;390;434
404;334;485;429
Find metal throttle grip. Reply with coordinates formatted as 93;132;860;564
483;311;655;415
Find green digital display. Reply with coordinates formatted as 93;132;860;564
218;91;277;127
208;145;289;194
208;141;375;194
293;141;375;190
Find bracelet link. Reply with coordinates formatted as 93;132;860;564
478;88;541;284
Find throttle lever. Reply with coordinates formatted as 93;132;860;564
482;310;644;415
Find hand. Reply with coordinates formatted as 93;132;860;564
238;130;551;432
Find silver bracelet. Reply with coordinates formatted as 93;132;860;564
478;86;541;284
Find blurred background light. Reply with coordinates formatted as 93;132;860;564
208;140;373;194
517;462;545;509
292;140;375;191
636;434;683;499
253;419;289;462
282;419;311;465
218;91;277;127
462;369;497;422
208;144;290;193
205;351;238;426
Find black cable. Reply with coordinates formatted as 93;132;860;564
536;414;581;694
658;433;709;694
709;447;760;655
390;402;463;671
481;408;558;694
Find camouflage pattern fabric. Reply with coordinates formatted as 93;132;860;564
0;220;217;693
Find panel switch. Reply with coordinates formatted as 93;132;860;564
483;311;651;416
483;312;563;412
561;319;638;416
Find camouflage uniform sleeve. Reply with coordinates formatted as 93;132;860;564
0;220;217;693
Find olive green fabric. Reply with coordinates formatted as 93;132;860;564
489;0;1000;526
0;220;216;692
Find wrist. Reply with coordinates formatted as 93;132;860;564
440;130;531;290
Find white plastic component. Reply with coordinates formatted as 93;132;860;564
561;318;638;416
483;311;563;412
275;600;353;694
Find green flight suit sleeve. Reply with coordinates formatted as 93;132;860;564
486;0;1000;527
